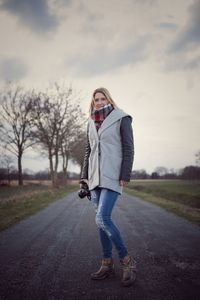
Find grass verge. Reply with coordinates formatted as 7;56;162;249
125;180;200;226
0;184;78;232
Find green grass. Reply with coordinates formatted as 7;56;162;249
0;183;78;231
125;180;200;226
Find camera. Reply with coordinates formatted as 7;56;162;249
78;180;91;200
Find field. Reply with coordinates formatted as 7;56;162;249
0;181;79;231
125;180;200;226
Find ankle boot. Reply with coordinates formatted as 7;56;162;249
120;255;137;287
91;258;114;280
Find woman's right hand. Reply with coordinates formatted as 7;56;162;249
80;179;88;187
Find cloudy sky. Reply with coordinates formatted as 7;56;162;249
0;0;200;174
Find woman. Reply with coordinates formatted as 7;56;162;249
81;87;136;287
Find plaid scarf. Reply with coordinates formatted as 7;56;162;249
91;104;114;131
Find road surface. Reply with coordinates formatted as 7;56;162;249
0;191;200;300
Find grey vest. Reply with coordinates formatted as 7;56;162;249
88;109;129;194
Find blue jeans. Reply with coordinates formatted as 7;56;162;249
91;187;128;259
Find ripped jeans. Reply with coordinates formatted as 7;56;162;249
91;187;128;259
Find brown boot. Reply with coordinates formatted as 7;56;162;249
91;258;114;280
120;255;137;287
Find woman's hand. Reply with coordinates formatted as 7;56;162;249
119;180;128;187
80;179;88;188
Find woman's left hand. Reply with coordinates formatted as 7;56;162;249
119;180;128;187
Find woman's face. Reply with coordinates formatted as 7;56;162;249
94;92;109;110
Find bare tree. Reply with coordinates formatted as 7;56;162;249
154;166;168;177
70;129;87;175
30;83;84;187
0;83;34;185
0;152;15;185
60;118;87;180
195;150;200;166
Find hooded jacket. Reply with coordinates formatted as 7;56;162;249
81;108;134;194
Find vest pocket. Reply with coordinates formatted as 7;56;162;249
101;154;121;180
89;151;98;180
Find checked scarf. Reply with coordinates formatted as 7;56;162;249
91;104;114;131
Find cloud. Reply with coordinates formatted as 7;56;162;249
181;56;200;70
134;0;158;4
162;1;200;72
0;0;61;34
0;57;29;81
164;55;200;72
65;36;150;77
156;22;178;30
169;0;200;52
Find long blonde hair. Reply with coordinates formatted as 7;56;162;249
89;87;118;114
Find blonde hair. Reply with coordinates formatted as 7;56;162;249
89;87;118;113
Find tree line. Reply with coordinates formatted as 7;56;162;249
0;82;87;187
1;162;200;185
131;165;200;180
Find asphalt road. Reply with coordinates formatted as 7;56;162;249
0;191;200;300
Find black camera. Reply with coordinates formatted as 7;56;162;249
78;180;91;200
